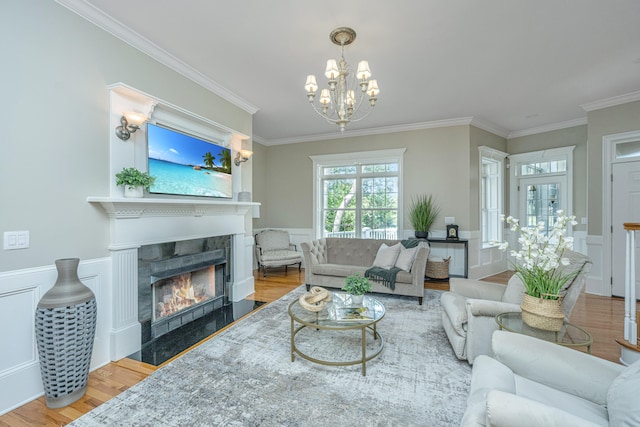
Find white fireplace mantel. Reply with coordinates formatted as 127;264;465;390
87;196;258;360
87;196;258;249
87;196;256;219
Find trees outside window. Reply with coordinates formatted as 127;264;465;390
311;149;405;239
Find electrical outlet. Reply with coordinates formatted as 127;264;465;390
4;231;29;250
444;216;455;225
581;217;588;225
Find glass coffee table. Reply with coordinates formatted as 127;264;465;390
496;312;593;353
288;292;385;376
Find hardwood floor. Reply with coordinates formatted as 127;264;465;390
0;268;625;426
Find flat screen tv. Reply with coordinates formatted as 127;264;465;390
147;123;232;198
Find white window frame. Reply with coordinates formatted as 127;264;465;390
508;146;574;231
479;146;508;248
310;148;406;240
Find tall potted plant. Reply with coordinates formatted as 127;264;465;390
497;210;579;331
115;167;156;198
408;194;440;239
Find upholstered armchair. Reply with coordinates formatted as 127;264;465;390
441;250;591;364
461;330;639;426
254;230;303;277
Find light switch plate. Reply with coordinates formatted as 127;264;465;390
444;216;455;225
4;231;29;250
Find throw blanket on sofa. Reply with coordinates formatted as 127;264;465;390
365;239;425;290
365;266;402;290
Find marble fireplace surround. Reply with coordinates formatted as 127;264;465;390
88;197;257;360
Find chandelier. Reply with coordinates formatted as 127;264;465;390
304;27;380;132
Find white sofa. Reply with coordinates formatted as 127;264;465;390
461;330;640;426
300;238;430;304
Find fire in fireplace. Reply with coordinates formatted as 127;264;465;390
153;266;217;320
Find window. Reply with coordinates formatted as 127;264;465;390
479;147;508;248
311;149;405;239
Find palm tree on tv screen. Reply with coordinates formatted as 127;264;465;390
220;150;231;174
202;152;215;169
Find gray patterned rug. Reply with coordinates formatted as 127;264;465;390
71;287;470;426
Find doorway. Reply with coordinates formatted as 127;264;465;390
508;146;574;244
611;160;640;297
604;130;640;298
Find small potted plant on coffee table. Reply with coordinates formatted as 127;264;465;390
342;273;372;305
115;167;156;198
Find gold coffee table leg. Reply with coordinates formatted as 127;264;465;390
361;326;367;376
290;317;295;362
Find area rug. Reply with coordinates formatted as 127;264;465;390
70;287;471;426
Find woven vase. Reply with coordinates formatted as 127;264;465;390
520;293;564;332
35;258;97;408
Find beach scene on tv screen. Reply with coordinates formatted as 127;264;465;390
147;123;232;198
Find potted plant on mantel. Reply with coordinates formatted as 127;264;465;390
408;194;440;239
115;167;156;198
497;210;579;331
342;273;372;305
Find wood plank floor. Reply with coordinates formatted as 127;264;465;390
0;268;625;426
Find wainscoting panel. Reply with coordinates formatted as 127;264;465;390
0;258;111;416
586;234;606;296
0;287;38;376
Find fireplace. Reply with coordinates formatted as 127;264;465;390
138;236;231;346
152;266;221;322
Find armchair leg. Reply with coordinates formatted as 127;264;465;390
298;262;302;272
418;296;423;305
306;284;311;291
262;265;267;277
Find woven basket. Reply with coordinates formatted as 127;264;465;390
520;294;564;331
426;256;451;279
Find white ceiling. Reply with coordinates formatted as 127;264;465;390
62;0;640;144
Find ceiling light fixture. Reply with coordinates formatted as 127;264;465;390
304;27;379;132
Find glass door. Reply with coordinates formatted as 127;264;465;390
519;177;562;235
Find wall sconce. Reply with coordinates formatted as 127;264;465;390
234;149;253;166
115;111;148;141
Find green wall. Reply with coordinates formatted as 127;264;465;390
0;1;252;271
254;125;480;234
586;101;640;235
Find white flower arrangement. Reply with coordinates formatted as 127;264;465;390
496;210;578;300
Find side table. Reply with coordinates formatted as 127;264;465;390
495;311;593;353
427;238;468;278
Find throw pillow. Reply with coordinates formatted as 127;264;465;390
373;243;401;269
607;359;640;426
501;274;526;304
395;245;419;272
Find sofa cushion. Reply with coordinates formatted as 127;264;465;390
260;249;301;263
312;263;367;278
515;375;609;425
395;245;419;272
501;274;526;304
373;243;401;269
607;359;640;426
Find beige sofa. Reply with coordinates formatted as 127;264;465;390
300;238;430;304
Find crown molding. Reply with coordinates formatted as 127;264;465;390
256;117;495;146
469;118;509;138
55;0;259;115
507;117;588;139
580;90;640;112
